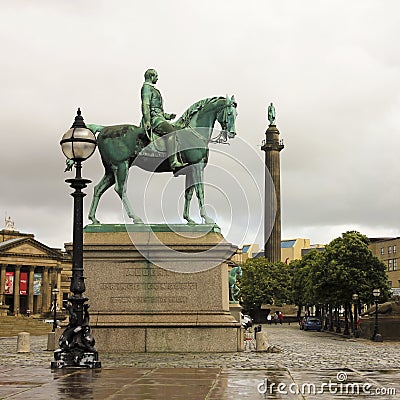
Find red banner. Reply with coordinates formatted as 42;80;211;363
20;272;28;295
5;272;14;294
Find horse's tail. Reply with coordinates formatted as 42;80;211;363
86;124;105;135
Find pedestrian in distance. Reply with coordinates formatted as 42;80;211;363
278;311;283;325
267;314;272;325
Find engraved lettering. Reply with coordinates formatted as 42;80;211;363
100;282;197;291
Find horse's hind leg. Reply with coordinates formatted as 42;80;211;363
88;172;115;224
113;161;143;224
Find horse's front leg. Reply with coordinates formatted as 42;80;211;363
183;170;196;225
193;162;214;224
113;162;143;224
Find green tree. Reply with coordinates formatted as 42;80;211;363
323;231;390;305
290;250;327;317
240;257;292;311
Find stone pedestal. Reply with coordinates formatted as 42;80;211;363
79;224;242;352
229;303;242;325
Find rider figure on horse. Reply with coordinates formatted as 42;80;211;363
141;68;187;170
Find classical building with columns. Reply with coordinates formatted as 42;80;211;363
0;225;71;316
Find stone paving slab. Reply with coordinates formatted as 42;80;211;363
0;325;399;399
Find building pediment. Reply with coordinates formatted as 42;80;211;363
0;237;63;260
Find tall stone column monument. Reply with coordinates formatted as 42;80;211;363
261;103;284;262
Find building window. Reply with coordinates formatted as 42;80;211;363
394;245;397;254
388;246;392;254
388;259;393;271
388;281;392;288
394;259;398;271
381;247;384;255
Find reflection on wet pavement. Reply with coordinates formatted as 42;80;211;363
1;366;399;399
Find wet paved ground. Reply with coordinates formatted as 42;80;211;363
0;324;399;399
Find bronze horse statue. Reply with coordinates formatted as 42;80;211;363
86;95;237;225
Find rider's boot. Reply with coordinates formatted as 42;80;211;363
167;135;187;169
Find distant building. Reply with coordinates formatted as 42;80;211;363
236;239;325;264
369;237;400;291
281;239;325;264
0;224;72;315
301;244;326;258
232;244;260;264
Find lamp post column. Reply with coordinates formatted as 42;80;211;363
67;161;90;328
51;108;100;369
352;294;359;338
52;287;59;332
372;289;383;342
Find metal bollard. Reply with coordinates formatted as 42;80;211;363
254;324;262;339
17;332;30;353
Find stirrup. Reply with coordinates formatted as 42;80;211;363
171;160;188;169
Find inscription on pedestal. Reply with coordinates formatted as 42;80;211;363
85;262;219;312
100;283;197;291
110;296;188;304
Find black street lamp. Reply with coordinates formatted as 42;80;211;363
372;288;383;342
52;286;59;333
51;108;101;369
352;293;359;338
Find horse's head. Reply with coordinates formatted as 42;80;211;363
216;95;237;140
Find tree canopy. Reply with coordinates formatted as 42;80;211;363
240;257;292;311
239;231;390;311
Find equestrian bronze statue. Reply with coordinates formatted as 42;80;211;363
85;72;237;225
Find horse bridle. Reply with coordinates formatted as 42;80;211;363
211;100;236;144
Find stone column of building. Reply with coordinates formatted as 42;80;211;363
0;265;6;304
41;267;50;312
28;266;35;313
261;123;284;263
13;266;21;315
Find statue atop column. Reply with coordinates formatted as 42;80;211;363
268;102;276;126
4;216;15;231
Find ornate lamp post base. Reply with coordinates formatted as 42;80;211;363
51;298;101;369
373;333;383;342
51;350;101;369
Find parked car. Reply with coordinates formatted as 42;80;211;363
241;314;253;330
300;317;322;331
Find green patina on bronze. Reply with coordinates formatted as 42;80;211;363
268;102;276;125
228;265;242;303
84;223;221;233
85;70;237;226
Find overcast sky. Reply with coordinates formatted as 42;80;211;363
1;1;400;250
